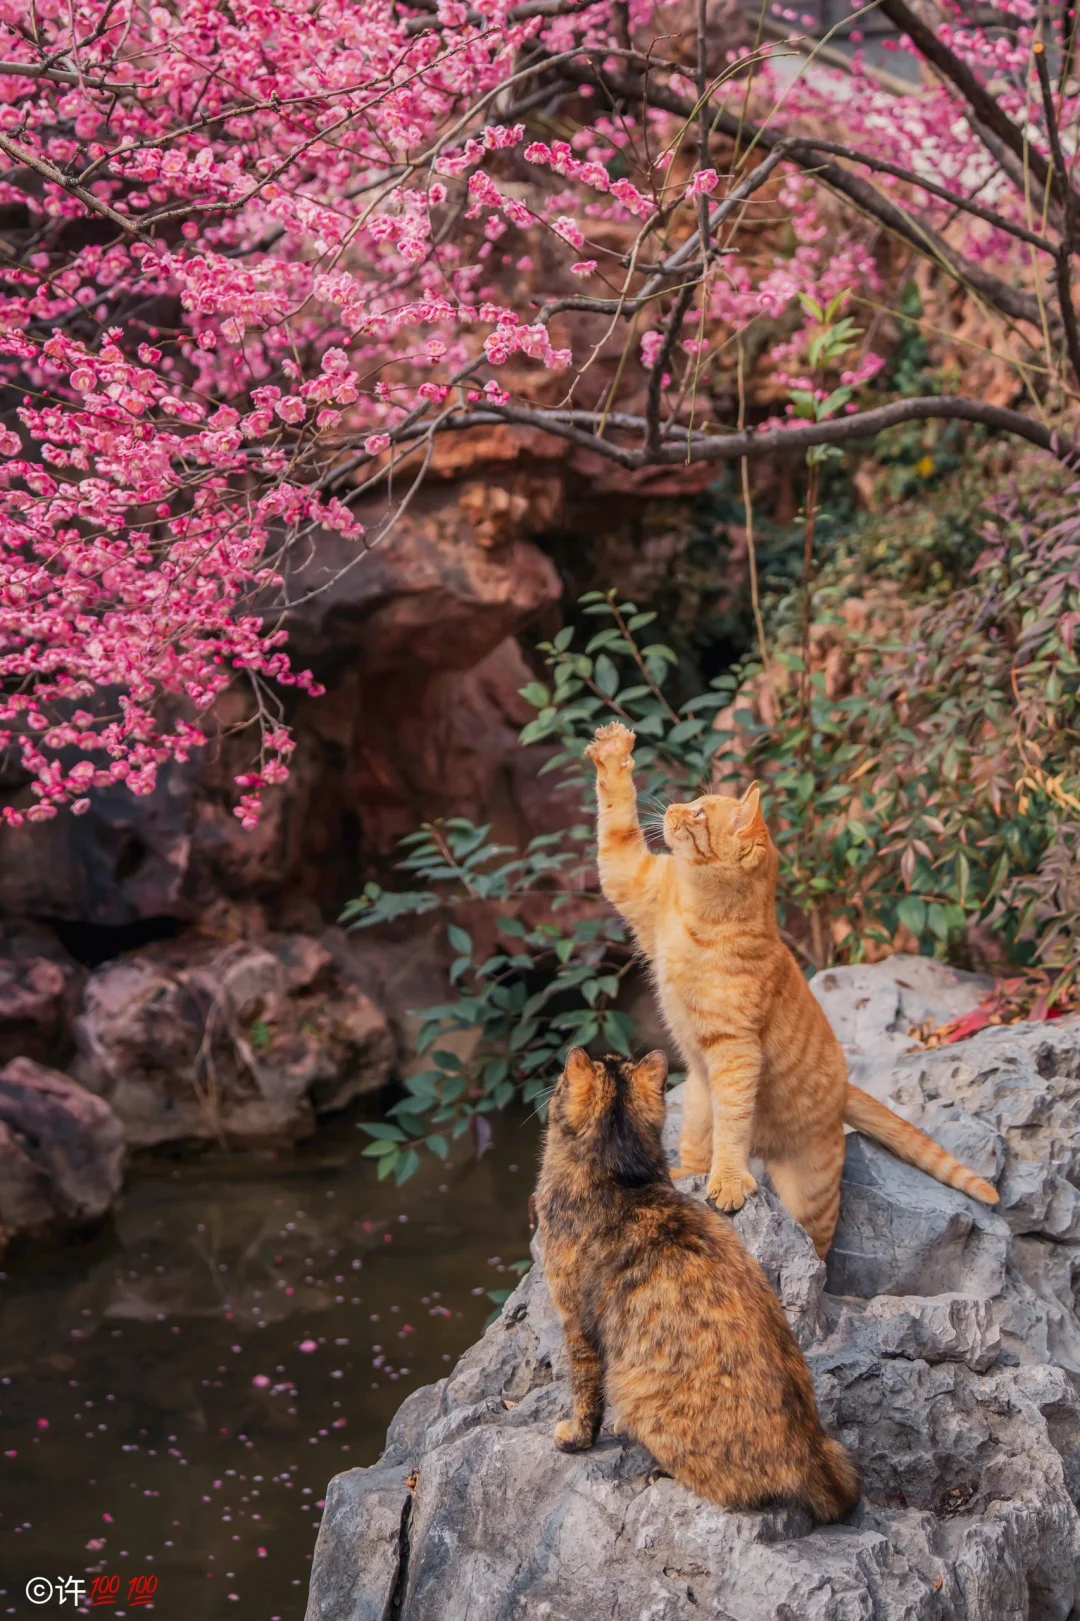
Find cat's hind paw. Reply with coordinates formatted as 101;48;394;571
705;1169;759;1214
554;1419;597;1453
585;721;636;771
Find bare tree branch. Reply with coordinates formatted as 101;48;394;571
875;0;1059;203
792;138;1051;252
645;278;697;452
551;57;1051;334
376;396;1080;470
0;59;131;90
0;130;150;241
1033;41;1080;388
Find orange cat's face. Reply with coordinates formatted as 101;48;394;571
662;784;768;869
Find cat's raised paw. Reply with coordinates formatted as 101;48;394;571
554;1419;597;1453
585;721;636;770
705;1169;759;1213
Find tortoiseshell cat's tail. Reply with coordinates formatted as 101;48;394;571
806;1436;861;1524
844;1084;1000;1206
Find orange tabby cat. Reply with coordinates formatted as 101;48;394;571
584;721;999;1257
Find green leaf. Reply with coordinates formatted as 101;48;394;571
896;895;926;935
425;1135;449;1159
819;385;854;418
602;1009;634;1056
519;682;550;708
667;716;707;744
924;903;948;941
390;1109;428;1137
553;625;575;651
249;1019;272;1051
362;1123;407;1142
519;716;557;746
362;1140;400;1158
394;1149;421;1184
594;653;619;696
447;924;473;957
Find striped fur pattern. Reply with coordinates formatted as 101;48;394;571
535;1048;860;1520
584;721;999;1258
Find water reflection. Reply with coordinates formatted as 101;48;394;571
0;1106;537;1619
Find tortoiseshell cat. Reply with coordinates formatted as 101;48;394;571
585;721;998;1257
535;1048;860;1520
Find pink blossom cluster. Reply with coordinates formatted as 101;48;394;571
0;0;1066;826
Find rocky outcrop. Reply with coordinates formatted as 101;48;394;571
307;959;1080;1621
73;931;393;1148
0;1056;124;1251
0;433;566;928
0;920;84;1067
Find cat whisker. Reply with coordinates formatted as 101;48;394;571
522;1078;559;1125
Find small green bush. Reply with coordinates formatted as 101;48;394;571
344;479;1080;1180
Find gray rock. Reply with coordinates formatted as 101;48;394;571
306;1462;411;1621
0;1056;124;1249
826;1135;1009;1300
308;961;1080;1621
885;1020;1080;1238
810;954;993;1094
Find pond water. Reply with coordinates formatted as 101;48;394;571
0;1106;538;1620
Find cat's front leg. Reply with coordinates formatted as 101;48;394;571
586;722;642;855
703;1037;762;1213
586;723;661;950
554;1323;604;1453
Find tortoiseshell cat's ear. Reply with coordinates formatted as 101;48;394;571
631;1050;668;1127
558;1047;604;1131
632;1050;668;1096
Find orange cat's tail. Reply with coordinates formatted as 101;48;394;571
843;1084;999;1205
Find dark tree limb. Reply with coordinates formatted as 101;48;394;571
791;138;1050;252
645;278;697;452
1033;42;1080;388
551;57;1051;335
377;395;1080;470
0;130;150;241
0;60;130;90
874;0;1058;200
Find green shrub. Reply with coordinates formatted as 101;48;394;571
344;480;1080;1179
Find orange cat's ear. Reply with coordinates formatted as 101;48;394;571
733;784;766;836
559;1047;602;1131
739;779;760;803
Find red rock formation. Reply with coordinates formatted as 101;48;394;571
73;932;394;1148
0;1057;125;1250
